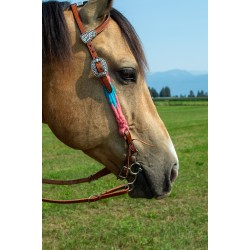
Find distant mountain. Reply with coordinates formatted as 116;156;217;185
146;69;208;96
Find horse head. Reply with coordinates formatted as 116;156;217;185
42;0;179;200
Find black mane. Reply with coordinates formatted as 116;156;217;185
42;1;148;76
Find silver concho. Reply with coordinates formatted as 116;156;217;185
91;58;108;78
80;30;96;44
76;1;84;7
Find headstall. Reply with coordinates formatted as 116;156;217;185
42;3;143;204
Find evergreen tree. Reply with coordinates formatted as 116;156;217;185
188;90;195;98
197;90;208;97
160;86;171;97
148;87;159;98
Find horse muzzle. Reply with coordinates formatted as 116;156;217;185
128;162;179;199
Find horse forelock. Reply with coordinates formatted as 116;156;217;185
42;1;148;77
42;1;71;65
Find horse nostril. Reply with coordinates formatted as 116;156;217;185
158;163;179;198
162;178;172;195
170;163;179;183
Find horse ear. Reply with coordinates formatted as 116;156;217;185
80;0;113;25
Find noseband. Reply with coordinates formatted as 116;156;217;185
42;3;143;204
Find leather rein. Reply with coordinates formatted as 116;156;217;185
42;3;142;204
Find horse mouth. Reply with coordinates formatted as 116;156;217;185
127;165;177;199
128;171;154;199
128;172;172;199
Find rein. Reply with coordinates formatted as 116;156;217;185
42;3;142;204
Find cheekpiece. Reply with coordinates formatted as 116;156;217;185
80;30;96;44
91;57;108;78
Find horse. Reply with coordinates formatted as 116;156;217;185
42;0;179;201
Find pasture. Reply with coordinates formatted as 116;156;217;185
42;100;208;249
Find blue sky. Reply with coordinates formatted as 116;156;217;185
113;0;208;73
49;0;208;73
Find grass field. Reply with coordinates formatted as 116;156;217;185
42;100;208;249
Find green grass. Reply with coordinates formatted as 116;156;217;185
153;98;208;107
43;101;208;250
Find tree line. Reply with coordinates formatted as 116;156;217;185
148;86;208;98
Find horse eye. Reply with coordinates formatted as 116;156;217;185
118;68;137;84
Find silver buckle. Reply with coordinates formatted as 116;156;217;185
91;58;108;78
80;30;96;44
118;166;128;180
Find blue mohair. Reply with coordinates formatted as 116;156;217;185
103;84;117;108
